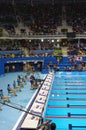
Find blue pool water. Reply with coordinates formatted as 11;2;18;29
44;72;86;130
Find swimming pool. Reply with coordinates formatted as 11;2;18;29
44;72;86;130
1;71;86;130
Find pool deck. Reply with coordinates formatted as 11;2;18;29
0;72;46;130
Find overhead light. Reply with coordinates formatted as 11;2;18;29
29;40;31;42
52;40;54;42
41;39;44;42
57;39;60;42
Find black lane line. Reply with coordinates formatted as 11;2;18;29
49;98;86;101
69;124;86;130
66;98;86;101
53;84;86;86
48;104;86;108
68;113;86;117
53;82;86;85
45;115;86;119
52;88;86;90
51;92;86;95
66;92;86;95
68;104;86;107
66;84;86;86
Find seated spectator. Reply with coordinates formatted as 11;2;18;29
13;80;21;92
64;66;67;71
10;53;15;58
21;76;26;84
12;65;15;72
50;122;56;130
17;75;24;87
30;75;35;80
0;89;10;102
53;65;60;72
31;66;36;75
25;72;31;80
47;61;54;72
7;84;17;96
29;75;36;89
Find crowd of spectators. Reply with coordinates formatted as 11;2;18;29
0;2;17;35
67;39;86;56
0;1;61;36
0;39;86;58
0;40;22;51
64;40;86;71
64;56;86;72
66;3;86;34
0;1;85;36
0;39;86;72
0;39;62;58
